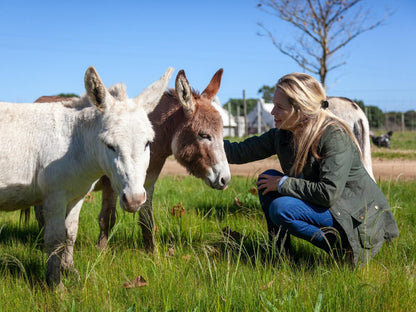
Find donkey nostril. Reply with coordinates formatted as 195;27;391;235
220;177;226;186
121;192;146;211
122;193;128;204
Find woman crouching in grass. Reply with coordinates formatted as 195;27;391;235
224;73;399;265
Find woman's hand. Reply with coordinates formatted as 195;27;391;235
257;173;282;195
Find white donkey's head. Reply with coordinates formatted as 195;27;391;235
84;66;173;212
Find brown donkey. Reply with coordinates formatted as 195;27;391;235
98;69;231;250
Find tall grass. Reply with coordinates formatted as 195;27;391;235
1;176;415;311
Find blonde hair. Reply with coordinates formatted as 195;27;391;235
276;72;361;177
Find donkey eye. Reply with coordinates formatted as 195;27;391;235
145;141;151;150
106;144;116;152
198;133;211;141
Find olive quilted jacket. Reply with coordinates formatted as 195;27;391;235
224;126;399;264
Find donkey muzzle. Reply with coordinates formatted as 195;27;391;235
120;192;146;212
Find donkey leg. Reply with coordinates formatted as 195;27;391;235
62;198;83;272
139;185;155;252
34;204;45;231
42;194;66;288
98;176;117;249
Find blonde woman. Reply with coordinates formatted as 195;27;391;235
224;73;398;265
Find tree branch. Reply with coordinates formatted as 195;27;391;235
257;0;392;86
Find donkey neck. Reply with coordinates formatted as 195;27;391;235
35;105;105;199
148;92;188;157
69;107;106;179
143;92;189;182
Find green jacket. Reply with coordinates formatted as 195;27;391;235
224;126;399;264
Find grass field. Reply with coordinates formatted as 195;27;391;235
1;176;415;311
1;132;416;311
371;131;416;159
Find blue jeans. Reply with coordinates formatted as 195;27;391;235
258;169;336;252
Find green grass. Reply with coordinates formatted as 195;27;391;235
1;176;415;311
370;131;416;159
372;149;416;160
375;131;416;151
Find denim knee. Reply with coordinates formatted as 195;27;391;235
257;170;284;215
257;169;284;199
268;196;292;226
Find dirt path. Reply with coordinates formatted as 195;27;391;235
160;157;416;181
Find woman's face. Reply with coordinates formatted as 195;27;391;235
271;89;300;131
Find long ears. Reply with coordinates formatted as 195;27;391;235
201;68;223;100
176;70;194;116
84;66;114;112
134;67;174;113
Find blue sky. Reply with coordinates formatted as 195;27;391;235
1;0;415;112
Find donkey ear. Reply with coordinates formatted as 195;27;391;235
201;68;223;101
176;69;194;116
84;66;113;112
134;67;174;114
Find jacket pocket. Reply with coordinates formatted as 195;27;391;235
351;201;385;249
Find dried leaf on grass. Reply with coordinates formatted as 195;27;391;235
170;202;185;217
84;193;94;203
249;186;258;196
234;197;243;207
166;247;175;257
123;276;148;289
173;176;186;181
260;278;276;290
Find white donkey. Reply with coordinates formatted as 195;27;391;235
0;66;173;288
327;96;375;180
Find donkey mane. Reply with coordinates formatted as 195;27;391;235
156;88;215;132
327;96;360;110
155;87;203;124
108;84;128;100
62;83;128;109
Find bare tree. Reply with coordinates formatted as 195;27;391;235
257;0;391;86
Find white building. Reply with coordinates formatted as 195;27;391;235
247;99;275;134
212;96;244;137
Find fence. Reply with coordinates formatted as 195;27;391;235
367;111;416;132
